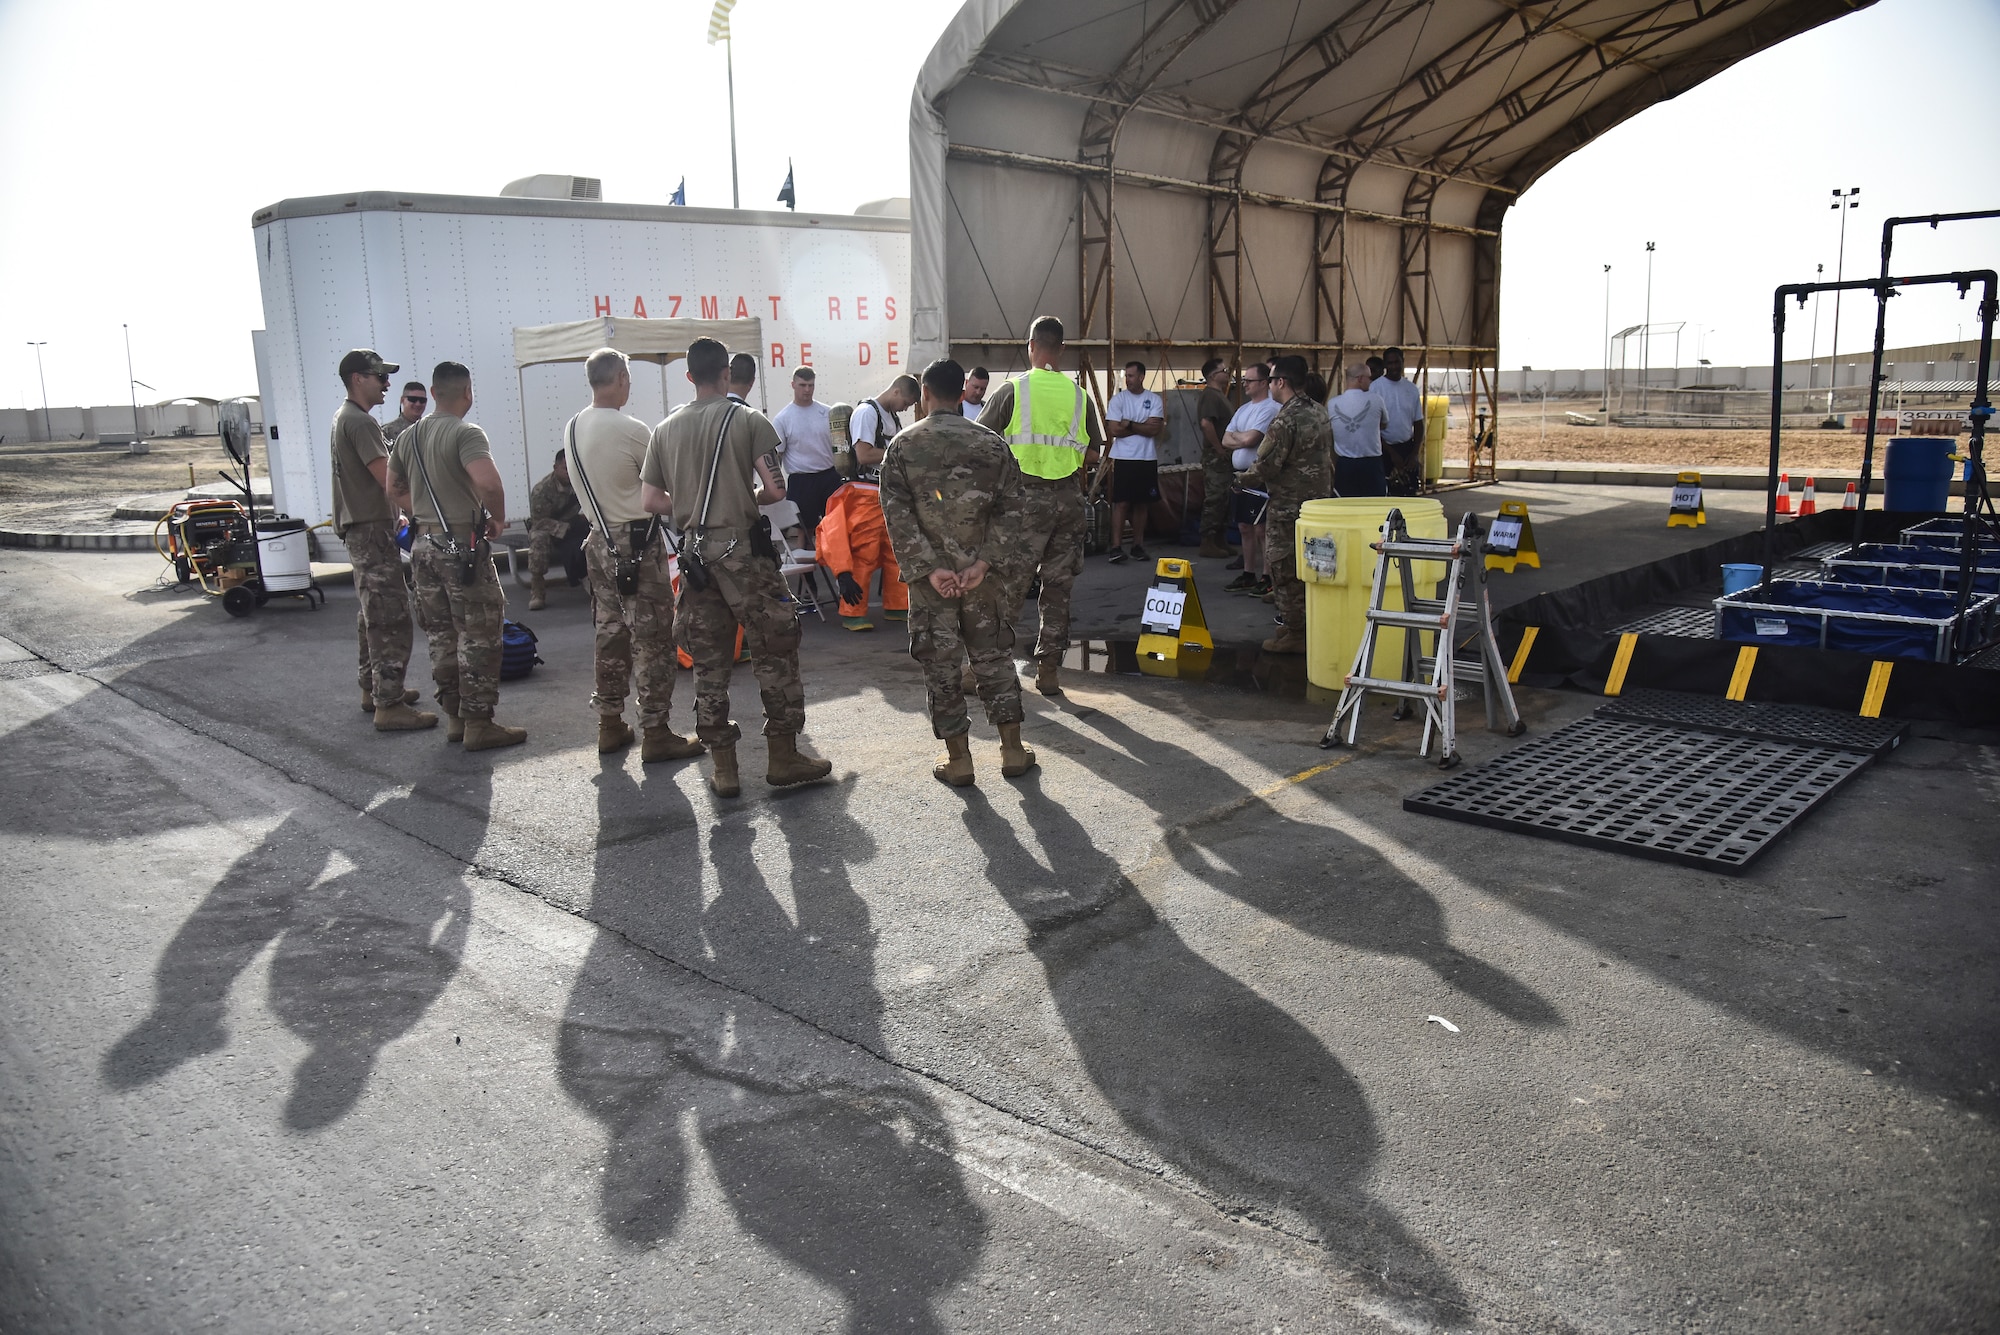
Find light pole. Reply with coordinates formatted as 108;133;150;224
1826;186;1860;419
123;324;146;444
26;342;50;441
1806;262;1824;394
1641;242;1655;414
1600;264;1612;413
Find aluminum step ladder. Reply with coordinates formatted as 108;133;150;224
1320;509;1525;767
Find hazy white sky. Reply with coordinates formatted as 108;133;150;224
2;0;1995;409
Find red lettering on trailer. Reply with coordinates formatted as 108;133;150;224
770;343;785;367
700;296;719;319
858;342;872;366
800;343;813;366
632;295;648;318
887;341;899;366
594;296;611;317
735;296;750;319
885;296;897;321
828;297;841;320
856;296;869;320
668;295;683;317
768;296;781;319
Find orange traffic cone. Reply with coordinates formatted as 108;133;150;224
1842;481;1859;510
1799;477;1817;515
1775;472;1793;515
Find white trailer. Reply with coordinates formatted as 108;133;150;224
250;191;911;525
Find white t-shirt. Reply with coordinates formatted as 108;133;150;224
1371;375;1422;444
567;406;653;527
1328;388;1386;459
1105;388;1164;461
959;398;987;419
1225;397;1279;443
847;399;901;453
772;400;835;474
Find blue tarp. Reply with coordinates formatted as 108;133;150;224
1716;580;1986;662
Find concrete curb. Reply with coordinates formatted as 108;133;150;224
0;528;159;552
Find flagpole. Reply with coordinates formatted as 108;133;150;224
726;35;739;209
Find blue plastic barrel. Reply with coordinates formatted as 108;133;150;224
1882;438;1953;512
1721;563;1762;595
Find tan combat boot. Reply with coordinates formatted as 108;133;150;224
598;715;634;753
362;688;419;712
1261;629;1308;655
528;574;547;611
642;726;705;763
998;722;1038;778
374;702;439;732
439;695;464;743
462;718;528;751
765;733;833;787
1033;660;1063;697
707;744;742;798
933;732;975;787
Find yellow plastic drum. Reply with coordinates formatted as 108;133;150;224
1422;395;1449;482
1296;496;1447;691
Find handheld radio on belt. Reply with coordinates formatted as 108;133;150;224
565;416;659;597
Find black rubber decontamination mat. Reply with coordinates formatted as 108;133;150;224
1404;716;1874;872
1596;687;1910;757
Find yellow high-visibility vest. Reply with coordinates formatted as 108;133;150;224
1003;367;1087;480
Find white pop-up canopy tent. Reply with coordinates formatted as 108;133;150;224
512;316;769;436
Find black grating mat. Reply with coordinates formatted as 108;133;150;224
1596;687;1909;757
1610;606;1716;638
1404;716;1873;872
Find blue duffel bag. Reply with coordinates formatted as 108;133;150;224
501;620;541;680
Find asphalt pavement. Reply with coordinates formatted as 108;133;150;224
0;537;1994;1334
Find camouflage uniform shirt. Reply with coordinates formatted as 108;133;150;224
529;470;582;529
878;410;1025;584
1239;393;1334;521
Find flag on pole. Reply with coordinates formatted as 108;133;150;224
669;177;686;206
706;0;736;43
777;160;795;211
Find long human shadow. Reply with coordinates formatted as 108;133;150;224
1057;703;1560;1030
101;775;480;1131
958;780;1469;1318
557;769;984;1332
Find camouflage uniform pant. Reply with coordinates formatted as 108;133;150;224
907;581;1023;739
344;520;413;707
1200;446;1236;545
584;529;678;727
1006;477;1087;664
411;540;505;721
529;517;588;581
674;542;805;746
1267;508;1307;635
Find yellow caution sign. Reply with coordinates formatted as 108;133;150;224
1484;500;1540;573
1668;470;1707;528
1137;557;1214;670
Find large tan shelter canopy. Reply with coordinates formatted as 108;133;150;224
911;0;1872;427
512;316;764;370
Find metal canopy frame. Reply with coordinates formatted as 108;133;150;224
918;0;1874;471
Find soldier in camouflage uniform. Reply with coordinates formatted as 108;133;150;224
526;451;588;610
879;359;1034;786
641;337;832;797
386;361;527;751
1238;354;1334;655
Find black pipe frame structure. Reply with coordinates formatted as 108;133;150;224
1853;208;2000;541
1765;269;1997;648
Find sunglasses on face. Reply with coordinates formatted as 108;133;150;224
369;371;391;383
404;395;427;405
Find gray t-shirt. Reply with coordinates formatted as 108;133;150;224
330;400;390;532
568;406;653;528
1327;388;1386;459
388;414;494;531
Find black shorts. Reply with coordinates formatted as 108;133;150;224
1233;489;1268;527
1109;457;1158;505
